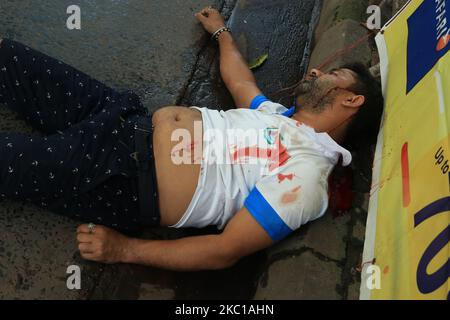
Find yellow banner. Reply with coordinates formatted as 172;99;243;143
361;0;450;300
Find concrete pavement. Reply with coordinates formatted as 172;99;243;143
0;0;215;299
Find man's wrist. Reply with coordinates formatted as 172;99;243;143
212;26;232;41
217;29;232;43
120;237;140;264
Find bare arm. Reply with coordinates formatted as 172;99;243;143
76;207;274;271
195;7;262;108
123;234;236;271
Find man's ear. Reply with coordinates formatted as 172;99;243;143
342;94;365;109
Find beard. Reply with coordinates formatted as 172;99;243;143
295;76;335;113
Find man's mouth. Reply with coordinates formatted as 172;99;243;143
296;77;317;95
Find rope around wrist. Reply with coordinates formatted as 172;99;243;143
211;27;232;41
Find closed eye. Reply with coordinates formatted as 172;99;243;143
326;68;339;76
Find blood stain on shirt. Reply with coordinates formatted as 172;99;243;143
280;186;302;205
231;136;291;172
277;173;295;183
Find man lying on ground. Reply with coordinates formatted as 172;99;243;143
0;7;383;270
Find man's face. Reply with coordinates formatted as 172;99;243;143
295;68;357;113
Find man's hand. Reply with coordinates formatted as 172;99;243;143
195;6;226;34
76;224;131;264
195;6;261;109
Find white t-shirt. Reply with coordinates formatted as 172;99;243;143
170;95;352;242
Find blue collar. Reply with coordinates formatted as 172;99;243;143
282;106;296;118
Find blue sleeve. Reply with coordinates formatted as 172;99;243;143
249;95;270;110
244;188;293;242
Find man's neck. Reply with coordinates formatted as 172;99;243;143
292;110;348;144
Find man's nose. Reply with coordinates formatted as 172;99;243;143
309;68;323;78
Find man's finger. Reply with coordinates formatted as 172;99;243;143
77;233;93;243
77;224;91;234
80;252;100;262
199;9;210;18
78;243;94;253
202;7;215;15
195;12;207;21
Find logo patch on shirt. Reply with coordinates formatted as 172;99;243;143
264;128;280;145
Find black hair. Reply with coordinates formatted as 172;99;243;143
339;62;384;151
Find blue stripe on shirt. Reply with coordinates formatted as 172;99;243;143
244;188;293;242
249;95;270;110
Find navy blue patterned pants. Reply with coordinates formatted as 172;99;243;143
0;38;156;234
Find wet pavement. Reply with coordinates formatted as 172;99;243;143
0;0;216;108
0;0;346;300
